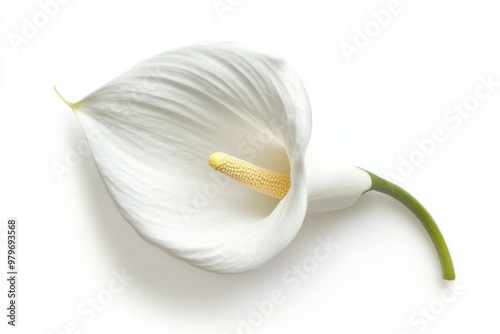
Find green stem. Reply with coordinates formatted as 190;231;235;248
365;170;455;280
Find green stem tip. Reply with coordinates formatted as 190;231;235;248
365;170;455;280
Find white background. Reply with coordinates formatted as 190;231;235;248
1;0;500;333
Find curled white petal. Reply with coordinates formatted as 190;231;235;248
72;43;312;273
305;146;371;215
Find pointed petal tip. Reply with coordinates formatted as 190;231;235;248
54;86;78;111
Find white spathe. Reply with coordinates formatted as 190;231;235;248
68;42;370;274
305;146;371;214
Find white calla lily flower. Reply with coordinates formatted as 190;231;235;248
57;42;455;280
